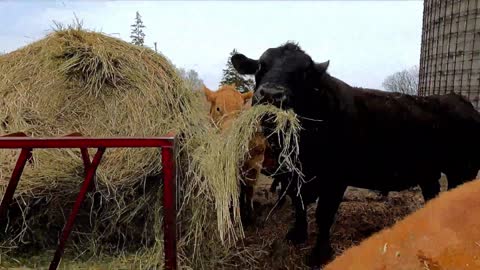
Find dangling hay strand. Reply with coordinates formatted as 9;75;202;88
0;26;301;269
190;105;300;244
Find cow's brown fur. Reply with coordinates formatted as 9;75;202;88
204;84;267;224
325;179;480;270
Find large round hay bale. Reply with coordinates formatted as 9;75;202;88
0;27;208;266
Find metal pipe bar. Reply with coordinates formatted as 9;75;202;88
49;147;106;270
63;133;91;173
80;148;91;173
162;146;177;270
0;148;32;223
0;137;174;149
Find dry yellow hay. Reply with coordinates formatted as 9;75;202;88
0;25;300;269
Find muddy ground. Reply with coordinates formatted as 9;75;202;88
0;174;446;270
234;175;447;269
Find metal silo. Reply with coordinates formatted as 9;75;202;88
419;0;480;109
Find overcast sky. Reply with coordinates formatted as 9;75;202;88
0;1;423;90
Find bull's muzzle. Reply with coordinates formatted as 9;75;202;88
253;84;288;108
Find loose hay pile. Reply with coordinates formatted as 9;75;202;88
0;26;301;268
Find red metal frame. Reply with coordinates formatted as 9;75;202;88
0;133;177;270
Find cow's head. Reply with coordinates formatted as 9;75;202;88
231;42;329;110
203;84;253;130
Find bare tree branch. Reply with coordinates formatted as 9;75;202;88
382;66;419;95
178;67;204;91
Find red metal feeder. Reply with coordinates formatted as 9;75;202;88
0;133;177;270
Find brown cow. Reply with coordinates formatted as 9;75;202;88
204;84;268;225
324;179;480;270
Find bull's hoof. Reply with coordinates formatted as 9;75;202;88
285;227;308;244
306;243;333;268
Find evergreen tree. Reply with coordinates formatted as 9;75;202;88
130;11;146;46
219;49;255;93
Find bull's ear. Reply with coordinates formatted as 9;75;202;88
241;91;254;104
231;53;258;75
203;85;216;102
315;60;330;74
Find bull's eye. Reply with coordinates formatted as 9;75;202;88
257;63;262;72
216;107;220;112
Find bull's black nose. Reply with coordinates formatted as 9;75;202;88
256;85;287;106
264;92;284;103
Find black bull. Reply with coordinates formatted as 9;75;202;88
231;42;480;267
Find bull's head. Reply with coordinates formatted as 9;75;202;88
231;42;329;111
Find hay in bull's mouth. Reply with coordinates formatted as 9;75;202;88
190;104;301;243
0;24;302;269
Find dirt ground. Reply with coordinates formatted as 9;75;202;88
0;173;447;269
234;175;447;269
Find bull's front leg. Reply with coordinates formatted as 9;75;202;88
285;194;308;244
244;184;255;225
239;183;248;224
239;182;255;226
308;185;346;267
241;167;259;226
